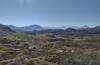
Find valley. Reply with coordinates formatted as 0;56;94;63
0;24;100;65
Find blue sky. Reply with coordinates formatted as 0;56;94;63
0;0;100;27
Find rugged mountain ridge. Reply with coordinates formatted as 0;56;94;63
0;24;100;34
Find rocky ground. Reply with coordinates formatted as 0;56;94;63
0;33;100;65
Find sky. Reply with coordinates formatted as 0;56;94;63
0;0;100;27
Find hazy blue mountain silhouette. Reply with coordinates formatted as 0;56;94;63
8;25;44;32
5;24;100;34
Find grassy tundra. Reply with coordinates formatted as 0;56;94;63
0;32;100;65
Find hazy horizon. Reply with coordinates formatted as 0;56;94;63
0;0;100;27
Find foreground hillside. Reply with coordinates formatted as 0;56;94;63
0;32;100;65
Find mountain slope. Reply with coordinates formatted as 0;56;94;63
0;24;14;35
8;25;44;32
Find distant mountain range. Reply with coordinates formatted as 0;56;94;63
65;26;100;34
8;25;44;32
8;25;67;32
0;24;100;34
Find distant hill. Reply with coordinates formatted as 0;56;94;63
65;26;100;34
0;24;14;35
8;25;44;32
89;26;100;34
8;25;67;32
